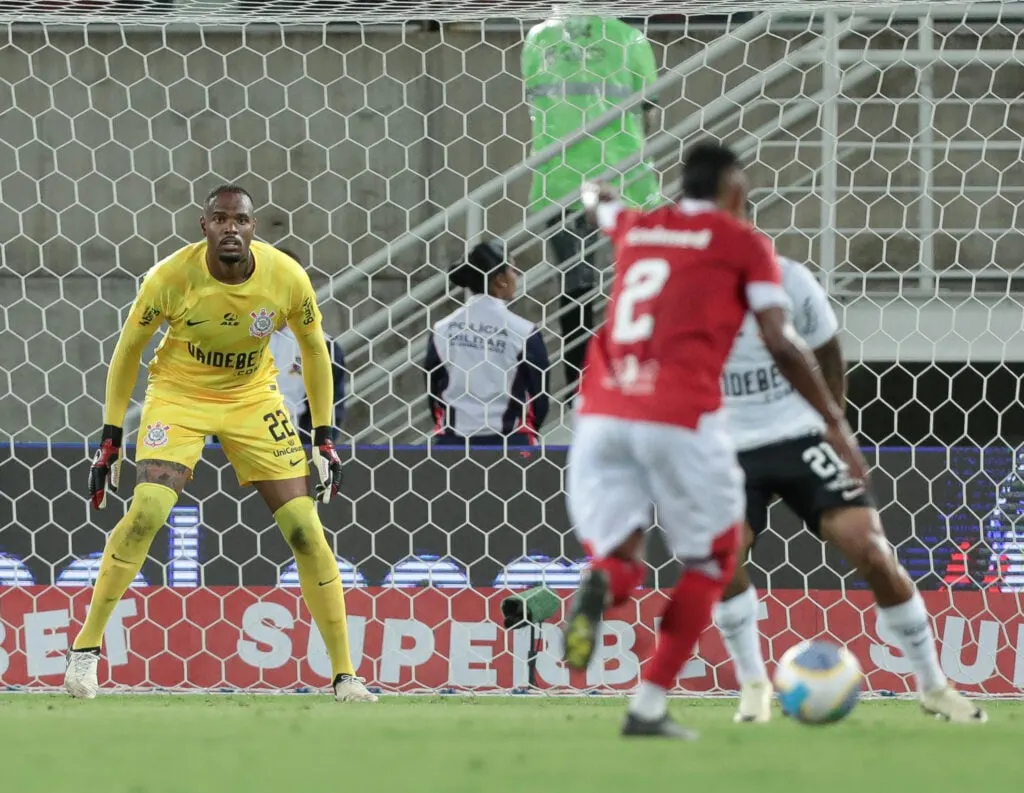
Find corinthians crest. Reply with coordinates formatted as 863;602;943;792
142;422;170;448
249;308;276;339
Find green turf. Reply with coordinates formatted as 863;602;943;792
2;695;1020;793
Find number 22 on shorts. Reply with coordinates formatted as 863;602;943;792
611;258;670;343
263;409;297;442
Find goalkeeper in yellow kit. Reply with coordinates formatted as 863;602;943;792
65;185;377;703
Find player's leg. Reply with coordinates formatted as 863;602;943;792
714;521;773;723
66;460;189;699
714;445;782;723
252;477;374;702
819;504;986;723
225;401;375;702
562;416;650;671
73;459;189;652
67;400;202;698
624;413;743;739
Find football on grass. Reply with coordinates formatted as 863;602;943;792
774;639;863;725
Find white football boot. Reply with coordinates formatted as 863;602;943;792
333;674;378;702
734;680;773;723
64;649;100;699
921;686;987;723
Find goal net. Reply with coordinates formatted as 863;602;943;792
1;0;1023;696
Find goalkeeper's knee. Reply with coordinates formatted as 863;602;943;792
118;483;178;548
274;496;329;556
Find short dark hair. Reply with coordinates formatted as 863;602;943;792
449;240;508;294
204;184;254;213
275;247;301;264
680;141;740;201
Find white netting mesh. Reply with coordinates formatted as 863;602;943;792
0;1;1006;24
1;3;1023;694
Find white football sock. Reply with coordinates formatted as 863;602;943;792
877;592;947;695
714;586;769;685
629;681;668;720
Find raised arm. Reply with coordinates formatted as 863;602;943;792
580;182;622;234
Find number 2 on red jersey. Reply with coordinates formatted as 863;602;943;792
611;258;671;344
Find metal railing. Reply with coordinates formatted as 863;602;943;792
327;11;775;362
363;12;884;442
379;4;1024;438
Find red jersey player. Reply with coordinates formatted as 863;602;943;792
562;142;865;739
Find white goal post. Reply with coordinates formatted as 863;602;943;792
1;0;1023;695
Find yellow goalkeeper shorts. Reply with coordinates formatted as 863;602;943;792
135;389;307;485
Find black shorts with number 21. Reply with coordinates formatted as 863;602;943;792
737;433;873;539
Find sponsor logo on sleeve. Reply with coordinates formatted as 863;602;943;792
138;306;161;327
301;297;315;326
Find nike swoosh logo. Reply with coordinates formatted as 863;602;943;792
841;487;865;500
318;575;339;587
111;554;132;565
186;319;208;326
289;458;304;466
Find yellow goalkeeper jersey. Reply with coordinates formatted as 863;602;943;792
105;240;332;427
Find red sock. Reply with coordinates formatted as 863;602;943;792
590;556;646;606
643;524;739;689
643;569;723;688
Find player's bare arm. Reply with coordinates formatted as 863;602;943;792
754;306;866;481
813;336;846;411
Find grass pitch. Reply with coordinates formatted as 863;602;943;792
2;695;1020;793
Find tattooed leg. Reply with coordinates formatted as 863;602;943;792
69;460;188;652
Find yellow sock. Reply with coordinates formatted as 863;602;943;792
274;496;355;678
73;483;178;650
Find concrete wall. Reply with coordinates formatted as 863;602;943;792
1;21;1021;440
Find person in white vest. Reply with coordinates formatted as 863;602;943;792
270;248;346;441
424;240;550;446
